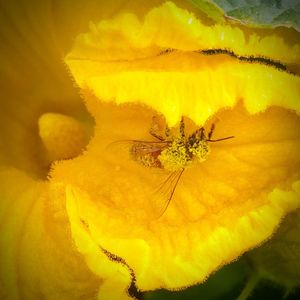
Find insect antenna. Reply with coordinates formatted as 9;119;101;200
179;117;185;138
208;123;215;140
206;122;234;142
207;136;234;142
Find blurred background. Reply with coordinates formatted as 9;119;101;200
142;256;300;300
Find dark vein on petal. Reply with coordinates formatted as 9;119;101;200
99;246;142;300
160;48;299;77
68;47;300;77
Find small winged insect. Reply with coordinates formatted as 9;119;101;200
110;115;234;218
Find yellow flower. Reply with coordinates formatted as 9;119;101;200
0;1;300;299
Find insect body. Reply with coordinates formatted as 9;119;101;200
130;117;233;172
130;142;164;168
115;115;234;218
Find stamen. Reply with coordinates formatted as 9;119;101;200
38;113;87;160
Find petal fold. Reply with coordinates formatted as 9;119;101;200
0;169;102;299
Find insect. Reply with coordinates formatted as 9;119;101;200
112;115;234;218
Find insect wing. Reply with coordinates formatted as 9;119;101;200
131;142;164;155
106;139;169;162
150;169;184;219
107;139;182;219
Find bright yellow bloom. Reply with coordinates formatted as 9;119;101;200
0;1;300;299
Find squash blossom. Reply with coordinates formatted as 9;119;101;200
0;1;300;299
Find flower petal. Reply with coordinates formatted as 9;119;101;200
55;0;300;294
66;185;134;300
66;1;300;126
50;99;300;291
0;169;102;299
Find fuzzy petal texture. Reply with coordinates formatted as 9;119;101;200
0;169;103;299
1;0;300;299
56;0;300;293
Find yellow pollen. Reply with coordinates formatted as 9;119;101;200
189;140;210;162
38;113;87;160
159;139;191;171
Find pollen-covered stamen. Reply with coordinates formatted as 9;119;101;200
38;113;87;160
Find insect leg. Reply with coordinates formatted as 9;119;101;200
206;122;234;142
165;125;171;139
179;117;185;138
149;115;165;141
207;136;234;142
208;123;215;140
149;128;165;141
198;127;205;140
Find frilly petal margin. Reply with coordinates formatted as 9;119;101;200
66;185;133;300
66;1;300;126
60;178;300;291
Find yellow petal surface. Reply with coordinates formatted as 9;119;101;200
66;185;134;300
0;1;137;299
66;1;300;71
0;168;105;299
57;0;300;293
51;100;300;291
1;0;296;298
66;1;300;127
